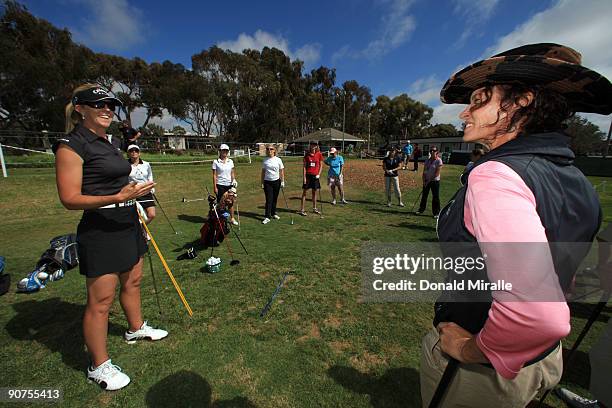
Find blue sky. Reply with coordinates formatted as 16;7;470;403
20;0;612;131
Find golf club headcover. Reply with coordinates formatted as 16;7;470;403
177;247;197;261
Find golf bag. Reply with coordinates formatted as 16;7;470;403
17;234;79;293
200;195;230;248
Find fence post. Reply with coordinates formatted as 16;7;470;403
248;147;252;164
0;143;7;178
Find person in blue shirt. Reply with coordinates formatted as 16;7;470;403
402;140;413;169
323;147;347;205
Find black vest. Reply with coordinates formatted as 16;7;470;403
434;132;601;334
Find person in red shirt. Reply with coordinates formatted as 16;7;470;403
299;142;323;216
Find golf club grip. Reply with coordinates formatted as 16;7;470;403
428;358;459;408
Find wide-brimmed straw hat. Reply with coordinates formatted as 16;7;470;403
440;43;612;114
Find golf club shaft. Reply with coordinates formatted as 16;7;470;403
230;227;248;255
147;249;163;317
281;187;294;224
153;193;179;234
260;271;290;317
138;212;193;316
428;358;459;408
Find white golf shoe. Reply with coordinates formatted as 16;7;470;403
262;218;271;224
124;321;168;344
87;359;130;391
272;215;280;220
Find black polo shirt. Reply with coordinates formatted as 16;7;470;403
53;125;131;196
382;156;400;177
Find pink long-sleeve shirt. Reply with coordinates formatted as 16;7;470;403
463;161;570;379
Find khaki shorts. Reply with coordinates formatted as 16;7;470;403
420;326;562;408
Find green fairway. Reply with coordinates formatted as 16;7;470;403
0;159;609;407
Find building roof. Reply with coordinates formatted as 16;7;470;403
292;128;365;143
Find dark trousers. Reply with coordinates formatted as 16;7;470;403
418;180;440;215
264;179;281;218
413;158;419;171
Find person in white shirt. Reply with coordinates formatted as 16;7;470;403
260;144;285;224
212;144;238;225
127;145;155;223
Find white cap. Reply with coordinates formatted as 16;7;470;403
330;147;337;154
219;143;230;151
127;144;140;151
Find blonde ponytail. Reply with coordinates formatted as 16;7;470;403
65;83;99;133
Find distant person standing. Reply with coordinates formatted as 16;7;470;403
402;140;413;169
416;147;443;218
461;148;485;185
299;142;323;216
212;144;238;225
127;145;155;223
260;144;285;224
382;147;404;207
412;143;421;171
116;121;142;152
324;147;347;205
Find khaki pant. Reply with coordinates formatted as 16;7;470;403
419;327;562;408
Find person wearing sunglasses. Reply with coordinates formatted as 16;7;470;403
53;84;167;391
260;144;285;224
416;147;443;218
212;144;239;225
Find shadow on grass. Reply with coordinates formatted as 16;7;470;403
146;370;257;407
328;365;421;407
5;297;123;372
177;214;206;224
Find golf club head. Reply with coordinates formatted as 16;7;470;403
230;259;240;266
182;197;186;203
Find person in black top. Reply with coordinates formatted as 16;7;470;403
382;146;404;207
54;84;167;391
116;121;142;151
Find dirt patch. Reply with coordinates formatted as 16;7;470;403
310;322;321;338
323;316;342;329
328;341;352;353
344;160;418;192
259;271;270;279
296;321;321;342
96;393;113;406
349;351;385;371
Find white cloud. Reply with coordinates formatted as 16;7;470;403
580;113;611;135
409;75;443;104
332;0;416;61
217;30;321;67
452;0;500;46
295;44;323;67
484;0;612;80
70;0;145;51
431;104;464;128
482;0;612;131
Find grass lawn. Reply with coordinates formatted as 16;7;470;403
0;159;609;407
